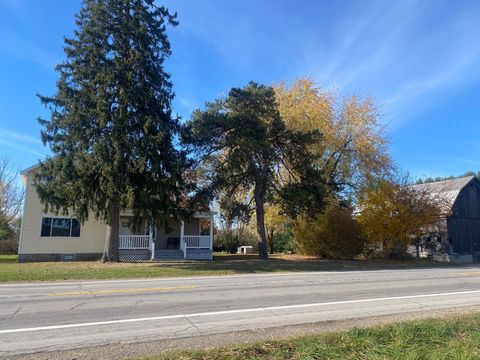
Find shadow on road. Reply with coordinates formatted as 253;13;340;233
150;255;475;274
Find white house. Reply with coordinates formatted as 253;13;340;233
18;165;215;262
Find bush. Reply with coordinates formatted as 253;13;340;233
294;202;365;258
0;239;19;255
272;229;295;253
214;229;257;253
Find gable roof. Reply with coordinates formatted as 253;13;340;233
19;163;40;176
411;176;476;212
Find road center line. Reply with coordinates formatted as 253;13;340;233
2;289;480;334
48;285;197;296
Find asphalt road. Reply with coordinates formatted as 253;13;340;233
2;267;480;357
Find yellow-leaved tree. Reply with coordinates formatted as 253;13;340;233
275;78;391;194
274;78;392;256
356;176;444;256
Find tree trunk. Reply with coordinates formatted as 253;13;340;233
254;185;268;260
101;196;120;262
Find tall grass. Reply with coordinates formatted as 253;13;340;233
146;313;480;359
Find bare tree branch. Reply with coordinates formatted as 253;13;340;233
0;157;24;225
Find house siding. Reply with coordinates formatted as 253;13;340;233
155;218;200;250
19;170;211;261
185;219;200;235
19;172;108;257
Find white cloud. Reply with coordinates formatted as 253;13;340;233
0;128;45;157
300;0;480;127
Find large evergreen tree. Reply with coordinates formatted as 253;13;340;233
186;82;330;259
35;0;189;262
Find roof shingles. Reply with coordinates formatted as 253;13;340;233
411;176;475;212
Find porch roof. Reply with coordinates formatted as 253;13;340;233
119;210;216;218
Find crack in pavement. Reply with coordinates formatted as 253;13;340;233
185;317;202;334
69;302;85;312
1;307;22;322
173;324;195;336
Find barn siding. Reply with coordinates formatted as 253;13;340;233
448;180;480;256
451;181;480;218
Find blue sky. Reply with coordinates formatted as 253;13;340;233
1;0;479;179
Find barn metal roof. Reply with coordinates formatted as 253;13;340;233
411;176;475;211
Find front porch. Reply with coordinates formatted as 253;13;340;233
118;213;214;261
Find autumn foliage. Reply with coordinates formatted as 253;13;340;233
275;78;391;194
294;201;364;258
356;177;444;256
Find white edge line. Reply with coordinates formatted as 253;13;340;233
1;289;480;334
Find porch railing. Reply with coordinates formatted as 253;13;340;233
119;235;150;249
184;235;212;249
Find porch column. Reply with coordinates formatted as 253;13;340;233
209;214;214;250
180;220;185;259
150;222;155;260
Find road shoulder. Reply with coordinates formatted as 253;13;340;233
5;306;480;360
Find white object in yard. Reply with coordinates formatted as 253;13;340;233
237;246;254;254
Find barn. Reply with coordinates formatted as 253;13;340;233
412;175;480;263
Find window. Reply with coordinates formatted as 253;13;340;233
71;219;81;237
52;218;71;236
199;218;211;236
41;218;52;237
40;217;81;237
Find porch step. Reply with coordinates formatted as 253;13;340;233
154;250;184;261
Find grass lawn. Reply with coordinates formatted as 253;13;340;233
142;312;480;359
0;253;451;282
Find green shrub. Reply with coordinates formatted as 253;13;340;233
0;239;18;255
273;230;295;253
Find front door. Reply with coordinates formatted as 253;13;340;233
166;237;180;250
